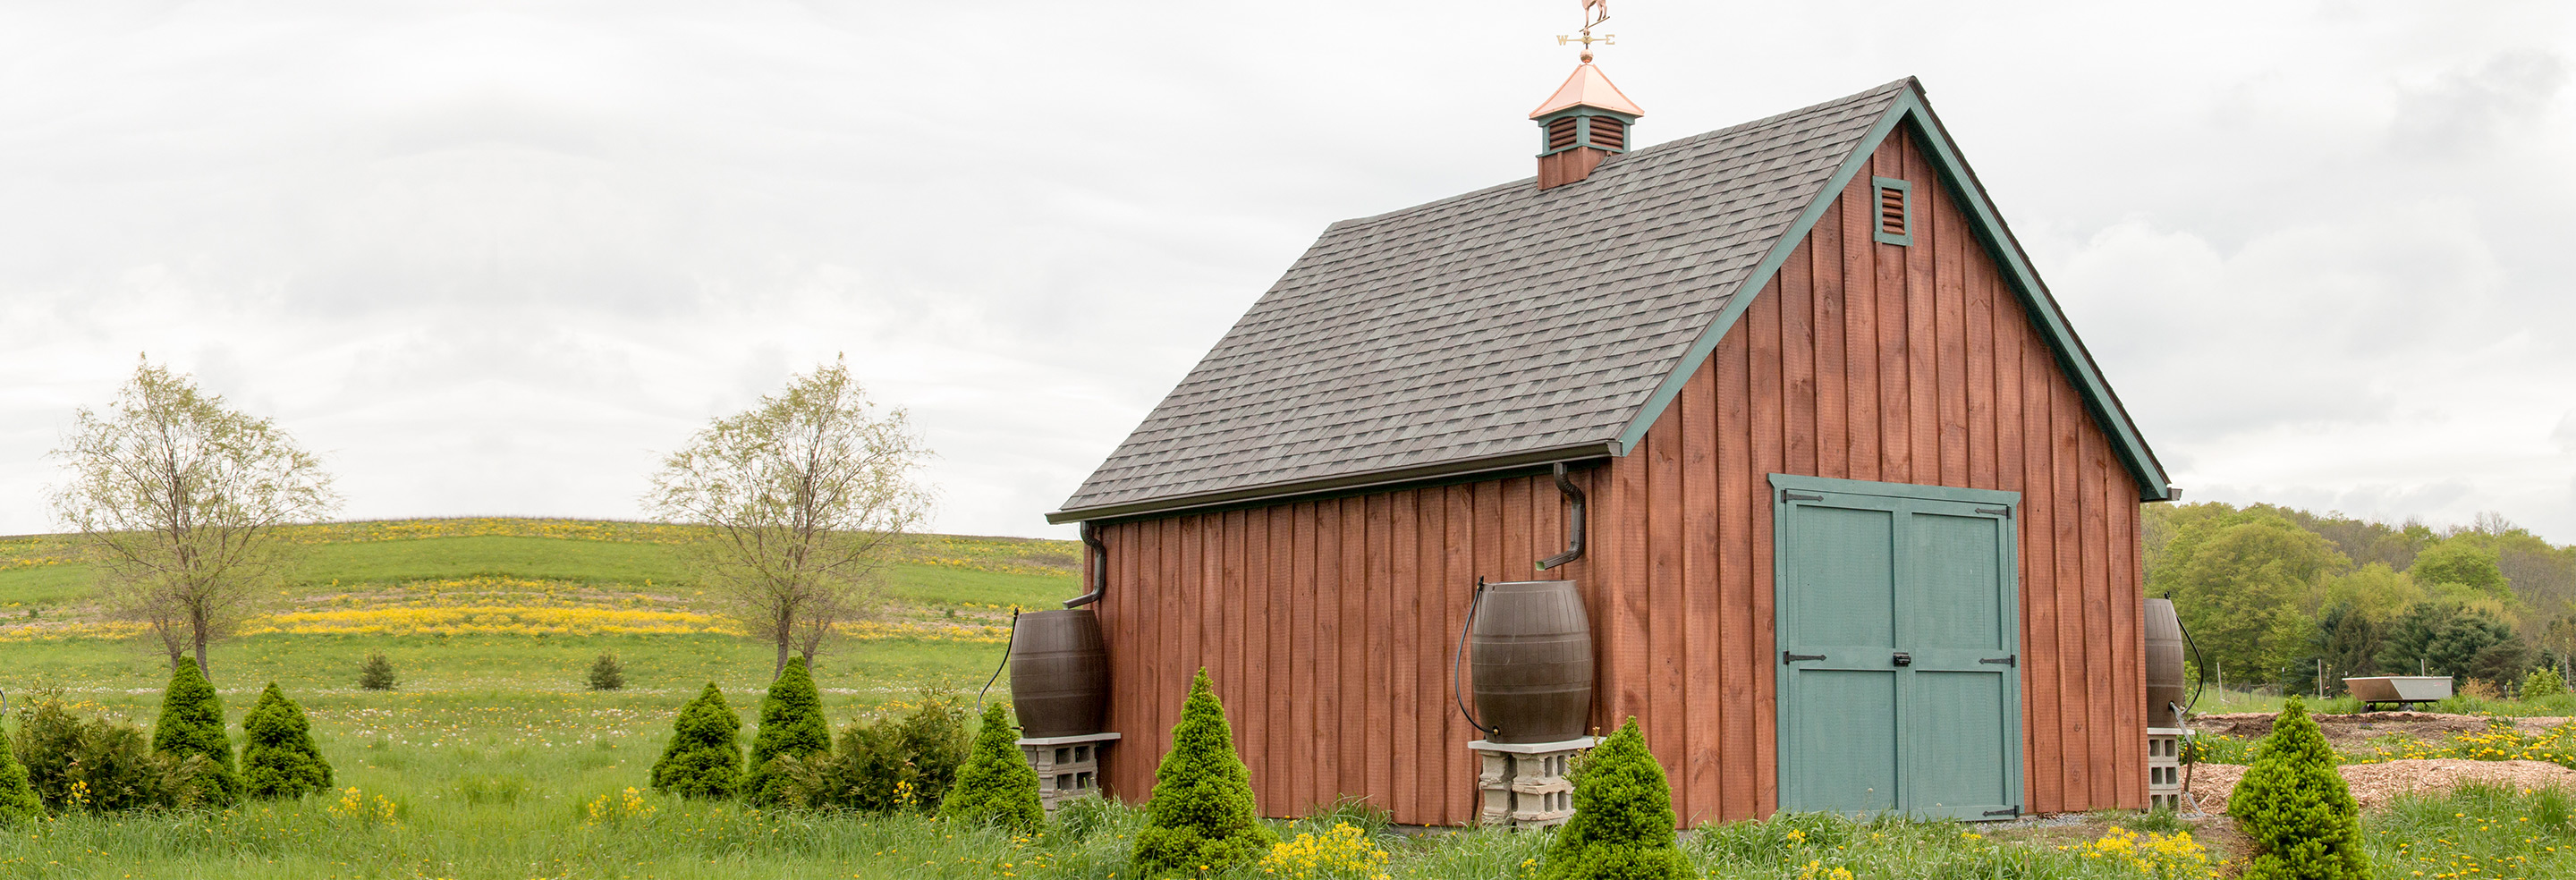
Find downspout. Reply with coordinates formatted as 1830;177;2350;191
1536;461;1587;571
1065;520;1108;608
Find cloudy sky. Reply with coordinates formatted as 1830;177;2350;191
2;0;2571;544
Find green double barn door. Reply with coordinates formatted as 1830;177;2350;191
1769;475;2023;820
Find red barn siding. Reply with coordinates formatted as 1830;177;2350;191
1084;128;2146;825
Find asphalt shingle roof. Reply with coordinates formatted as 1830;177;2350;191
1056;80;1912;518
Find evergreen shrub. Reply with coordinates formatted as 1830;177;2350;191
358;652;398;690
940;702;1043;832
2228;697;2368;880
242;682;332;799
1132;668;1274;879
1541;717;1689;880
0;726;38;824
588;653;626;691
742;657;831;804
13;694;209;812
650;683;742;800
151;661;242;806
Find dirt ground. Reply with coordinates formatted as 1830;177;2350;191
2190;711;2572;748
2180;758;2576;814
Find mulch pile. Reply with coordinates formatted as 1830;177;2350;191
2181;759;2576;814
2190;712;2572;749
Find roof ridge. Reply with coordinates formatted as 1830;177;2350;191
1325;78;1914;233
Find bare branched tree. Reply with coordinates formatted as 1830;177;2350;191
645;357;934;677
48;358;342;675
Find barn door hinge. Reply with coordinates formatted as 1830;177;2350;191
1782;490;1824;503
1985;806;2021;817
1783;652;1827;664
1976;506;2012;519
1980;656;2017;666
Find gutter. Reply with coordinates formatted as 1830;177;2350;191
1046;440;1624;525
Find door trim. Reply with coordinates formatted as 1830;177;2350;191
1769;473;2024;819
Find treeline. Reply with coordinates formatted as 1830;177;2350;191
2144;503;2576;695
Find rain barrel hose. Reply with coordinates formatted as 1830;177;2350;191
978;607;1020;711
1451;577;1499;738
2173;591;2209;814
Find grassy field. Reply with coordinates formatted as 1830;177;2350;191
5;519;2575;878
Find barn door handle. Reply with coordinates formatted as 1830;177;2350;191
1783;652;1826;664
1892;652;1912;666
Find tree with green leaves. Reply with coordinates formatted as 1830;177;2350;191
743;656;831;804
651;683;744;800
941;703;1043;832
2409;538;2511;599
1133;669;1273;879
644;356;933;676
2378;602;2529;685
150;658;242;805
2229;698;2368;880
242;683;331;799
2153;509;2350;680
1542;718;1690;880
49;358;341;674
0;729;39;824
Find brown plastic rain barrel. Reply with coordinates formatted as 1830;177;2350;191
1009;609;1109;738
2145;598;2186;728
1469;580;1595;744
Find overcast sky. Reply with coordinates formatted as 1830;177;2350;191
3;1;2572;545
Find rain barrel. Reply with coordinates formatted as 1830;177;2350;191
2144;598;2186;728
1009;609;1110;738
1469;580;1595;744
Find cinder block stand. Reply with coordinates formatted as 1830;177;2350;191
2147;727;2184;812
1019;732;1120;815
1470;736;1598;829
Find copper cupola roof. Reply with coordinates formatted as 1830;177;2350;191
1530;63;1645;118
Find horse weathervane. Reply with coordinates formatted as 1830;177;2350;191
1556;0;1614;63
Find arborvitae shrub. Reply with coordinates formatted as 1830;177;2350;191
588;653;626;691
2229;697;2368;880
358;652;397;690
742;657;831;804
1132;668;1274;879
2524;666;2567;700
241;682;332;799
650;683;742;800
13;694;208;812
151;661;242;806
940;702;1043;832
0;728;39;824
1541;717;1689;880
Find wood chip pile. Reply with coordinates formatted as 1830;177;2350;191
2181;759;2576;814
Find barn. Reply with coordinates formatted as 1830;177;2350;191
1041;66;2174;827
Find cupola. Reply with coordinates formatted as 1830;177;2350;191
1530;62;1643;190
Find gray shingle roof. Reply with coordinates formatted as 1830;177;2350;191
1055;80;1913;520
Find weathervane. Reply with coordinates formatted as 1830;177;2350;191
1556;0;1614;63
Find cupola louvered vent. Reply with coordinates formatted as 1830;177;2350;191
1587;117;1625;150
1871;177;1913;246
1547;117;1580;151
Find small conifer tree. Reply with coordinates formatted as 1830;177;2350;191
1541;717;1688;880
151;659;242;806
2229;697;2368;880
241;682;332;799
742;656;831;803
589;653;627;690
357;651;397;690
1132;668;1274;879
651;683;744;799
941;702;1043;832
0;732;40;824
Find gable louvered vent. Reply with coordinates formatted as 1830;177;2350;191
1871;177;1913;246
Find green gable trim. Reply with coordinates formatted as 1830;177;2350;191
1870;177;1913;247
1768;473;2019;507
1613;86;2174;502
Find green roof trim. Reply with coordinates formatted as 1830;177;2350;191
1614;83;2174;502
